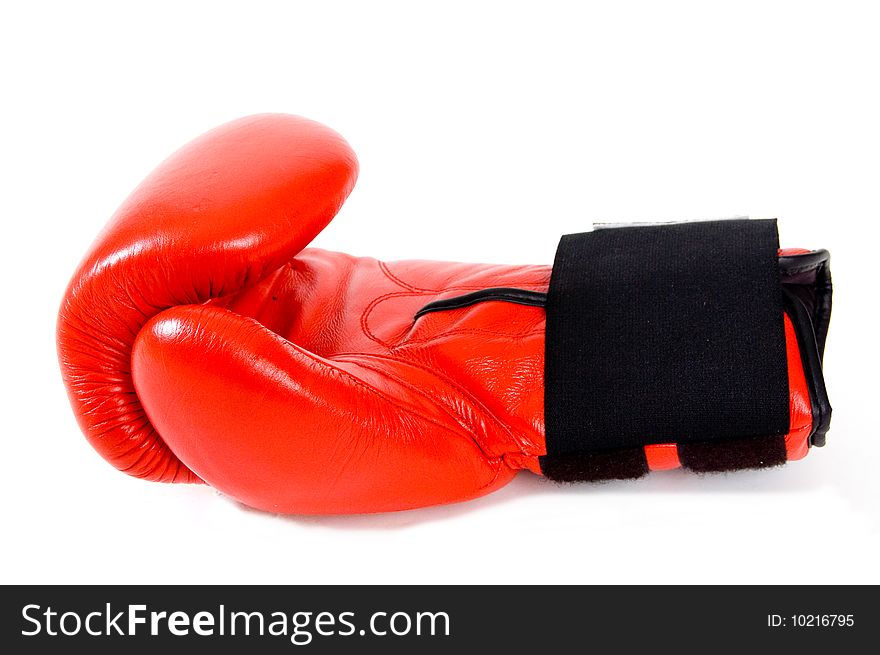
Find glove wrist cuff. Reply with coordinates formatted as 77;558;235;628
539;219;832;482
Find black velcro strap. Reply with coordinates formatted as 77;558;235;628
542;219;790;468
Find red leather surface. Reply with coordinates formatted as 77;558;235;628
58;114;819;514
644;444;681;471
783;313;814;461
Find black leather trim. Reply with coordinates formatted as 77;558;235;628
783;289;833;447
780;249;832;359
779;249;830;276
414;288;548;320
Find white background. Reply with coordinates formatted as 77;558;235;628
2;1;878;584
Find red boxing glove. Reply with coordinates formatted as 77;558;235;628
58;115;832;514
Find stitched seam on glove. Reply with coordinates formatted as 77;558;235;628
394;325;546;348
379;261;442;292
292;348;503;475
333;353;515;464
